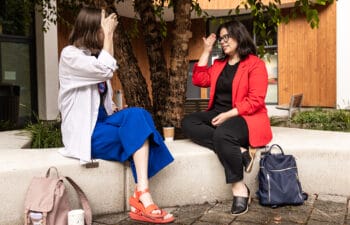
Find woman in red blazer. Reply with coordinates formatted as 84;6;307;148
182;20;272;215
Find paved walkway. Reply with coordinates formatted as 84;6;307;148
93;194;349;225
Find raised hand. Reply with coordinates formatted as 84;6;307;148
101;9;118;38
101;9;118;55
197;33;217;66
202;33;217;53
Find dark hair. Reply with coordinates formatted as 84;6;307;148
216;19;257;60
69;7;102;51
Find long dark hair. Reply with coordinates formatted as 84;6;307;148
216;19;257;60
69;7;102;51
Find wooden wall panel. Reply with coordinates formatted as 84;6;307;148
198;0;296;10
277;2;336;107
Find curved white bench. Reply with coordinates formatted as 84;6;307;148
1;127;350;225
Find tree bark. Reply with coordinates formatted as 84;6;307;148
105;2;152;111
165;0;192;128
134;0;169;128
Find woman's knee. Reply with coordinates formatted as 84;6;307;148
181;114;195;132
128;107;152;119
182;113;202;135
213;127;240;149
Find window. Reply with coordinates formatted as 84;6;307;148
186;61;201;99
186;61;210;100
0;0;36;128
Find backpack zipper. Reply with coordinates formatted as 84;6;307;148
267;173;271;202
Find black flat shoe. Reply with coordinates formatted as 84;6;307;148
242;148;256;173
231;185;251;216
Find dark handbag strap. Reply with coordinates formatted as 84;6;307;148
65;176;92;225
266;144;285;155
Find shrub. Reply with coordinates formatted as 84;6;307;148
291;108;350;132
269;116;288;126
26;120;63;148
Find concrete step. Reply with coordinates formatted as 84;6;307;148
1;127;350;225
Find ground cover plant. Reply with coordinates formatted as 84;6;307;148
270;108;350;132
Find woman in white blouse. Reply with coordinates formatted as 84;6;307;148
58;7;174;224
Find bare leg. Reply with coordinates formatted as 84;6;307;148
132;139;172;219
133;139;150;192
232;181;248;197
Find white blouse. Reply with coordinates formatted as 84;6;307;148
58;45;118;162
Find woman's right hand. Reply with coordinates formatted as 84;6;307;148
197;33;216;66
202;33;217;53
101;9;118;38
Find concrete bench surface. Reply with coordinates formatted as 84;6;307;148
1;127;350;225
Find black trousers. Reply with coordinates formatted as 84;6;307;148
181;110;249;183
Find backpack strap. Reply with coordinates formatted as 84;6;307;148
42;212;48;225
24;209;30;225
65;176;92;225
302;192;309;201
267;144;285;155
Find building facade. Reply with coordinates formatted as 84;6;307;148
0;0;349;125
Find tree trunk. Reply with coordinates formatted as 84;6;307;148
134;0;169;128
165;0;192;128
105;2;152;111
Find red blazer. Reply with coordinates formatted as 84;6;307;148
192;54;272;147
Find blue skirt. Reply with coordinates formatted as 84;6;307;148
91;106;174;182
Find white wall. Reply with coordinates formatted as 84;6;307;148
337;0;350;109
35;3;59;120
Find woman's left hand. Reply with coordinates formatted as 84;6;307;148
211;108;238;126
211;112;230;126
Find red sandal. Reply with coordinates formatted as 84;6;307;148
129;188;175;224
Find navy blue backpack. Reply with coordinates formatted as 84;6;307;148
257;144;308;208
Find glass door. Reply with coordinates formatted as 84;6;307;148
0;0;36;128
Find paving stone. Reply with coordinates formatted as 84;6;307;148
307;220;339;225
199;210;234;224
233;199;282;224
265;203;312;224
233;208;271;224
309;199;347;224
171;203;213;225
93;212;129;224
192;221;220;225
231;221;260;225
317;194;348;204
207;200;232;213
89;194;348;225
266;221;301;225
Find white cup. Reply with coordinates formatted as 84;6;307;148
163;126;175;142
68;209;84;225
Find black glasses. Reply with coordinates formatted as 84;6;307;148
217;34;231;43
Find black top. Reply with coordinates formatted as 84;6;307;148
213;62;239;113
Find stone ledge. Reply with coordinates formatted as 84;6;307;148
1;127;350;225
0;130;31;149
0;149;125;225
